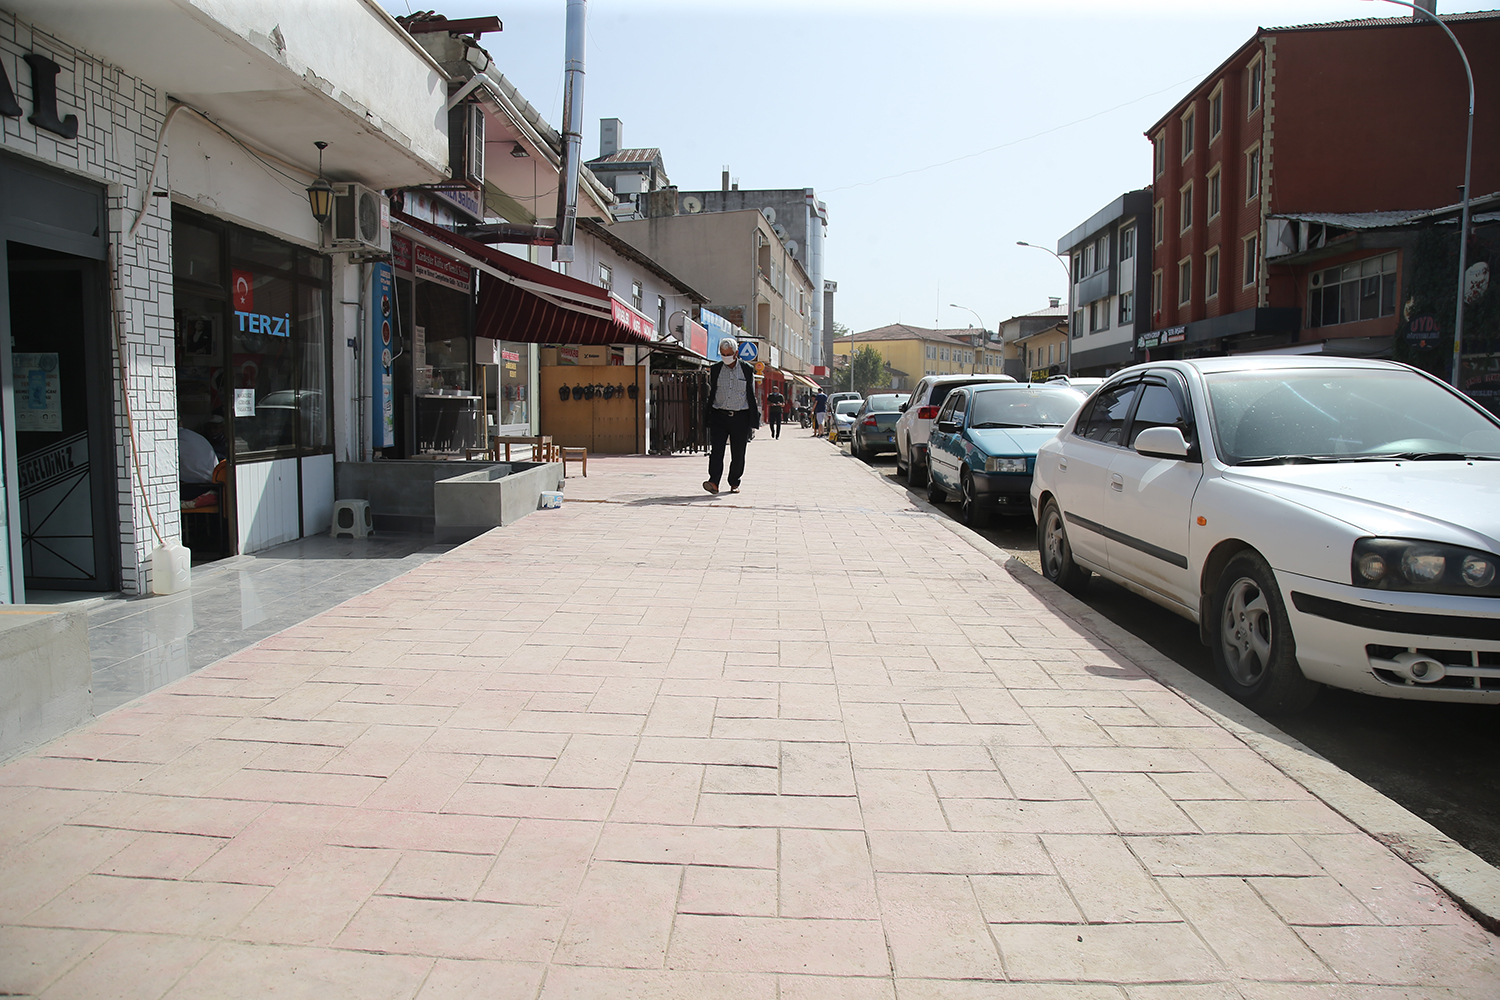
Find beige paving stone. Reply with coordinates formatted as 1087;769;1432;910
994;921;1224;982
1162;876;1330;981
610;761;703;825
779;973;896;1000
190;803;352;886
27;873;267;937
555;860;682;968
854;767;949;830
971;873;1083;924
896;982;1125;1000
209;766;382;807
0;925;111;996
643;696;717;738
413;958;545;999
869;831;1052;875
876;872;1004;979
476;818;600;907
781;742;857;796
1060;746;1208;774
1291;833;1473;926
1078;770;1199;834
929;769;1012;800
36;931;214;1000
162;941;433;1000
779;828;880;920
942;796;1114;834
701;763;779;795
0;824;141;922
696;792;862;830
543;734;639;789
1123;985;1245;1000
636;736;779;768
851;743;997;771
1248;875;1378;927
1043;834;1178;923
380;850;493;901
679;864;778;917
1195;747;1319;800
234;845;397;946
1151;770;1244;801
332;809;513;855
713;717;847;742
444;781;615;821
470;753;557;786
667;914;889;976
129;739;264;798
96;831;226;880
595;822;778;869
335;895;561;962
1128;834;1324;878
841;702;913;743
537;966;778;1000
1180;798;1359;836
1296;923;1500;988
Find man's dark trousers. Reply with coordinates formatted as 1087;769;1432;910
768;408;782;439
708;407;753;489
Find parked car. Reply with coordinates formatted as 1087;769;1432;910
1030;357;1500;713
1044;374;1105;395
828;399;865;441
846;393;911;461
925;383;1086;527
894;373;1018;487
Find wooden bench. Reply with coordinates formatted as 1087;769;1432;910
558;446;587;478
466;435;556;462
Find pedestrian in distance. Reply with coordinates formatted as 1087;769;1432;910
703;338;760;494
766;386;785;440
812;389;828;435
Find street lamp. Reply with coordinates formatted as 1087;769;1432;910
1018;241;1074;378
1359;0;1474;389
949;303;987;373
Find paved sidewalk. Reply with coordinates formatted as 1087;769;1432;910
2;433;1497;998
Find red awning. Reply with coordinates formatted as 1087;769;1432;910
393;213;654;346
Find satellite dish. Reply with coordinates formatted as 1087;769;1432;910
682;195;702;214
773;223;788;240
785;240;799;257
761;206;776;224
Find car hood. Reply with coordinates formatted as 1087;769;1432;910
1225;462;1500;550
967;426;1063;456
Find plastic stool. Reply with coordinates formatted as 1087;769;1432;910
330;499;373;538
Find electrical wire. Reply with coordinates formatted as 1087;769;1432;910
823;70;1213;194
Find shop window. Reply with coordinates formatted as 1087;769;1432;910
1307;252;1398;328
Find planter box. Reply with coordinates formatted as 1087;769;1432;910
0;606;90;762
434;461;565;543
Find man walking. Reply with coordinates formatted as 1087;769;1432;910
766;385;785;440
703;338;759;494
812;388;828;435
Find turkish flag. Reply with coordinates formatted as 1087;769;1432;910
232;269;254;312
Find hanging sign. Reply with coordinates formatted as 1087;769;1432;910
413;243;470;292
392;235;413;273
610;297;656;339
371;262;395;448
13;352;61;432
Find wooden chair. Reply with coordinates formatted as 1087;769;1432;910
559;446;587;478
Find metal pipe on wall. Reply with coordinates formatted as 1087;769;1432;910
553;0;586;263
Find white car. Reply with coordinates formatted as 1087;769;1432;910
829;399;864;440
1030;357;1500;712
894;373;1017;487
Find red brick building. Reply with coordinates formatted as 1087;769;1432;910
1141;11;1500;361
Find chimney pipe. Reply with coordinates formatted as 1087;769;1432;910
553;0;586;263
721;167;729;193
1049;297;1060;308
600;117;620;158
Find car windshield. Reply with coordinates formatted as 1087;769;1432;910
835;400;863;416
866;394;909;413
967;388;1086;428
1205;368;1500;465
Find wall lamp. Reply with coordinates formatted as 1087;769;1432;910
306;141;333;225
510;141;530;158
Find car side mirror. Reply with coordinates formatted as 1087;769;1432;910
898;403;908;413
935;419;958;433
1134;425;1189;460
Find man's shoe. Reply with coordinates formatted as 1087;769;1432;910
728;485;740;493
702;480;719;494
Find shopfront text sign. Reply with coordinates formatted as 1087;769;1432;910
610;297;655;340
413;243;470;293
0;53;78;139
371;263;395;448
231;268;290;338
1136;325;1186;350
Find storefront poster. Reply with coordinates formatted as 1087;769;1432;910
234;388;256;418
413;243;471;293
371;262;395;448
13;353;61;432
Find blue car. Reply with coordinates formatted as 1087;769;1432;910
926;383;1087;527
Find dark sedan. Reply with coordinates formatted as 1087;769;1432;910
847;393;910;461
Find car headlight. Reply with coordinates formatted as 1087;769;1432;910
1352;538;1500;596
985;456;1028;474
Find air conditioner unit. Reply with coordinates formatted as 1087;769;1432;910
448;101;485;188
329;183;390;254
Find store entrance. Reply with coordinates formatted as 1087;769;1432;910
8;243;115;591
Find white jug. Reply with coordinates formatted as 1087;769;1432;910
150;540;192;595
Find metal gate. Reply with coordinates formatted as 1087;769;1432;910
649;371;708;454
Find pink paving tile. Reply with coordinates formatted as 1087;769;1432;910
209;767;381;807
554;860;683;968
95;831;225;880
72;792;268;839
335;895;561;962
0;925;111;996
1161;876;1329;981
319;723;435;779
666;914;890;976
444;781;614;821
189;803;352;887
875;872;1004;979
162;941;433;1000
475;818;600;907
26;873;267;936
1296;923;1500;987
992;921;1225;982
595;822;778;869
35;930;213;1000
358;750;481;813
0;756;159;793
0;787;106;846
414;958;545;1000
536;966;777;1000
679;864;778;917
233;845;398;946
333;809;514;854
0;824;140;923
779;828;880;920
380;849;493;901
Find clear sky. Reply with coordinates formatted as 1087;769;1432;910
382;1;1490;336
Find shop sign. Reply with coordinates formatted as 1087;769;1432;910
700;308;746;358
13;353;61;432
0;53;78;140
1405;315;1441;344
431;187;483;222
501;350;520;363
231;268;290;338
610;297;655;339
18;431;87;498
392;235;413;273
684;318;708;358
371;262;395;448
413;243;470;292
1137;325;1186;350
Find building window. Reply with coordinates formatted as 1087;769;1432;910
1179;182;1193;232
940;348;949;361
1082;242;1095;275
1152;269;1163;314
1119;291;1135;325
1154;130;1165;176
1181;108;1195;159
1095;233;1110;272
1089;298;1111;333
631;281;643;310
1205;247;1220;299
1153;201;1164;246
657;294;666;332
1119;225;1135;262
1072;251;1083;282
1178;258;1192;305
1243;234;1260;287
1248;55;1264;113
1207;167;1221;221
1073;309;1084;339
1209;83;1223;142
1245;145;1262;201
598;263;612;291
1308;252;1398;328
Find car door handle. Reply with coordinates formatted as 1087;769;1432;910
1058;459;1068;472
1110;473;1124;492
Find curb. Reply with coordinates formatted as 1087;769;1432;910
851;453;1500;933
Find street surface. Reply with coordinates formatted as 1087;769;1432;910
874;454;1500;868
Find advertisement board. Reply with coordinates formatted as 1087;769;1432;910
371;262;395;448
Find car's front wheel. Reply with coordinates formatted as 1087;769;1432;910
1037;498;1089;595
926;461;946;505
907;444;926;487
1210;552;1319;714
959;469;988;529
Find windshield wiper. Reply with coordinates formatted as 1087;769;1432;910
1234;455;1340;466
970;421;1040;429
1381;452;1499;461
